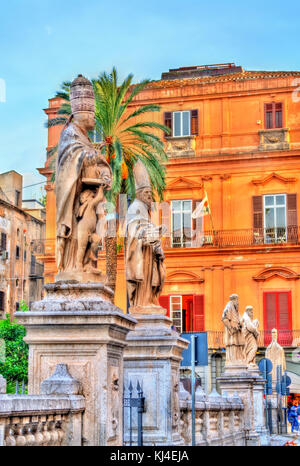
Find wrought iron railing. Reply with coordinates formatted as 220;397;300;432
206;330;300;349
29;261;44;278
164;226;300;249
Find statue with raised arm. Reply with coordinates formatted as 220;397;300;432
125;160;166;312
242;305;259;366
55;74;112;281
222;294;246;364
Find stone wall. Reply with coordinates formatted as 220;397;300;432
179;383;246;446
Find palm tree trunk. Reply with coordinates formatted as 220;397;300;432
105;223;117;300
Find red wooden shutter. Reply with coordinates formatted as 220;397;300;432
265;293;277;330
253;196;263;242
275;102;283;128
191;110;199;135
159;295;170;317
164;112;172;137
193;294;204;331
287;193;298;243
265;103;273;129
278;292;291;330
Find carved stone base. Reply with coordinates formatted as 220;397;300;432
31;281;114;311
15;282;137;446
218;367;268;446
129;304;166;315
124;313;189;445
55;270;106;285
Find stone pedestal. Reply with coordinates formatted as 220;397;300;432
218;364;267;446
123;309;189;446
15;282;137;446
247;366;270;445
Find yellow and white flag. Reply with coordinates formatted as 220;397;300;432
192;191;211;219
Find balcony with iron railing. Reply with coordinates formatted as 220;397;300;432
205;329;300;349
165;226;300;249
29;261;44;279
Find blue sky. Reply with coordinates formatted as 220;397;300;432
0;0;300;199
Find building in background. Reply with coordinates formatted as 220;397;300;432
40;63;300;394
0;171;45;319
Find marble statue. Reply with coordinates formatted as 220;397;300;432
242;305;259;366
265;328;286;383
55;74;112;280
125;160;166;310
222;294;245;364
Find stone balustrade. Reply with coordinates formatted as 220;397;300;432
179;383;246;446
0;393;85;446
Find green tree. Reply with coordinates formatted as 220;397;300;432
46;68;170;292
0;314;28;393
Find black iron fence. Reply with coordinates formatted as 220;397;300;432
123;380;145;446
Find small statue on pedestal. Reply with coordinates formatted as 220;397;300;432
242;305;259;367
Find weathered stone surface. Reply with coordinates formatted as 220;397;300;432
15;283;137;447
124;312;189;446
41;364;81;395
218;367;268;446
0;393;85;446
179;390;245;446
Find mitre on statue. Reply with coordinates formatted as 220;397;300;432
70;74;95;114
133;160;151;192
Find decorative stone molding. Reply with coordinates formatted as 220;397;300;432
165;270;204;284
251;171;296;186
219;174;231;181
165;136;195;158
252;266;300;282
258;128;290;151
166;176;202;191
41;364;82;395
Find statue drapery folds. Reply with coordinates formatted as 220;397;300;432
55;75;112;280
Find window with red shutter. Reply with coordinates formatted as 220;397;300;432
159;295;170;317
263;291;292;345
264;102;283;129
193;295;204;332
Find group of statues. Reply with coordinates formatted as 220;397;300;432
222;294;286;377
222;294;259;367
55;74;165;308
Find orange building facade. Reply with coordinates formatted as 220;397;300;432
40;64;300;393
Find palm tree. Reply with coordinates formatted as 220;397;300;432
46;68;170;294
